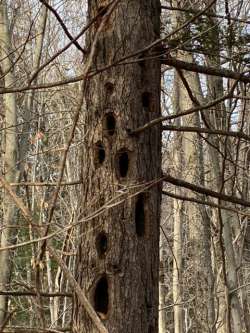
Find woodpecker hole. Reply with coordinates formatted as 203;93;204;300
96;232;108;258
105;82;114;95
94;141;106;167
142;92;152;111
116;149;130;178
135;193;146;237
93;275;109;317
103;112;116;136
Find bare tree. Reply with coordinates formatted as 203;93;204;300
0;0;19;324
73;0;162;332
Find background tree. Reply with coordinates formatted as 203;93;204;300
0;0;19;324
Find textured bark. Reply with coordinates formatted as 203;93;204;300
73;1;161;333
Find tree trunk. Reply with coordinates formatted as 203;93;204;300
159;230;168;333
203;5;244;328
73;1;161;332
171;74;184;333
169;5;215;331
241;91;250;332
19;5;48;176
170;19;215;333
0;0;18;325
174;63;215;332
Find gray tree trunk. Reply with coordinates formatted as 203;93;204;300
73;1;162;332
174;63;215;332
171;74;184;333
204;6;244;329
159;230;168;333
0;0;18;325
170;6;215;327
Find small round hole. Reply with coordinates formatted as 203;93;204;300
96;232;108;258
94;141;105;167
103;112;116;136
93;275;109;317
135;193;145;237
116;149;130;178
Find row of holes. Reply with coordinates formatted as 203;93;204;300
93;192;146;317
95;193;146;259
94;84;152;173
92;7;156;329
93;11;113;318
93;82;149;319
95;144;130;179
94;110;129;177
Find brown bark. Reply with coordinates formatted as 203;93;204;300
73;1;162;333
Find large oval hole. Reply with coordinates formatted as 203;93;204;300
103;112;116;136
116;149;130;178
135;193;145;237
94;275;109;316
94;141;105;167
142;92;152;111
96;232;108;258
